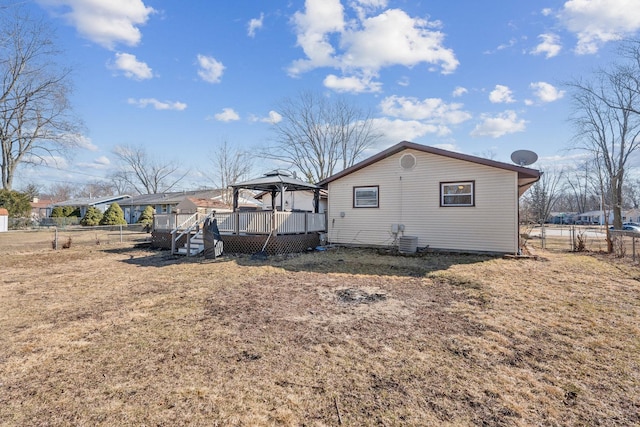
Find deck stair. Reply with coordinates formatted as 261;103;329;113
177;229;205;256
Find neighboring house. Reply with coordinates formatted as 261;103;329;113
30;197;56;220
575;209;640;225
48;195;132;219
318;141;541;255
119;189;262;224
255;189;328;213
175;197;232;214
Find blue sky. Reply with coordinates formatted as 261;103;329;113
15;0;640;190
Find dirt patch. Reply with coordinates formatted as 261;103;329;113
335;287;387;304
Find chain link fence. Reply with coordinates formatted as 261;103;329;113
0;224;152;252
522;225;640;262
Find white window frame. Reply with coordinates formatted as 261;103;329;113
440;181;475;207
353;186;379;208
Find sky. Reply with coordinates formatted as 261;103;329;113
12;0;640;191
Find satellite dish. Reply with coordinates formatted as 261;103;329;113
510;150;538;166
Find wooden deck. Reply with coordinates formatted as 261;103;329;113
152;211;326;254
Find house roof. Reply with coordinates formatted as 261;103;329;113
184;197;230;209
230;170;319;192
317;141;541;196
51;194;131;207
118;189;222;207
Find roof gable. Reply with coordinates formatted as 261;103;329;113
318;141;541;187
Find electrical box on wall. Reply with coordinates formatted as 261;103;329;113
391;224;405;233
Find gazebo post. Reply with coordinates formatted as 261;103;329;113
232;188;239;235
313;189;320;213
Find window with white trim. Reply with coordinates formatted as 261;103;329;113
441;181;474;207
353;186;379;208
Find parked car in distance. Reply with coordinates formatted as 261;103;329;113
609;224;640;232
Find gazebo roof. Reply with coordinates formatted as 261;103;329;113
230;170;319;192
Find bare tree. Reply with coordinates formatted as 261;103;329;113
203;140;252;204
112;144;189;195
48;182;75;202
75;180;117;198
521;168;563;224
0;6;83;190
262;91;382;182
568;41;640;230
564;159;601;213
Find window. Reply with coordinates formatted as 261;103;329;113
441;181;474;207
354;186;379;208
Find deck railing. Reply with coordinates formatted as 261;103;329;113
216;211;325;235
155;211;326;235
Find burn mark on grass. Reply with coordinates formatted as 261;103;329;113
335;288;387;305
236;350;261;362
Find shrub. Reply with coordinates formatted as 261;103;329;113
80;206;103;226
137;205;155;226
100;202;127;226
62;206;76;217
51;206;65;217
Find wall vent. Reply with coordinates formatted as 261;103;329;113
400;153;416;170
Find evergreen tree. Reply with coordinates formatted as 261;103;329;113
100;202;127;225
80;206;102;226
62;206;75;217
69;207;81;217
137;205;154;225
0;189;31;217
50;206;65;218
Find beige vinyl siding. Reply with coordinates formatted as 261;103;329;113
326;149;519;253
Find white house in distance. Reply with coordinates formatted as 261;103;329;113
318;141;541;255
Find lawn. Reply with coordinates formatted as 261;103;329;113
0;242;639;426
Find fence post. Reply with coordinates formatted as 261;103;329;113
633;236;636;262
54;227;58;250
120;225;123;243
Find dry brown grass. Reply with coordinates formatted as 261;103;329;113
1;240;639;426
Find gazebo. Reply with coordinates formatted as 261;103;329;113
214;170;326;254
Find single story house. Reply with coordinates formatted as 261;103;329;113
317;141;541;255
48;195;132;219
119;189;262;224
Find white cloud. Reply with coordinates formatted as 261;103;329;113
323;74;382;93
371;117;443;145
380;95;471;125
470;110;527;138
489;85;515;104
214;108;240;122
78;156;111;169
559;0;640;54
37;0;155;49
112;52;153;80
197;54;225;83
263;110;282;124
127;98;187;110
452;86;468;97
530;82;565;103
531;33;562;58
340;9;458;73
289;2;458;93
75;134;98;151
248;13;264;37
289;0;345;74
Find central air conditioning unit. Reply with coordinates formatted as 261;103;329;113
398;236;418;254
